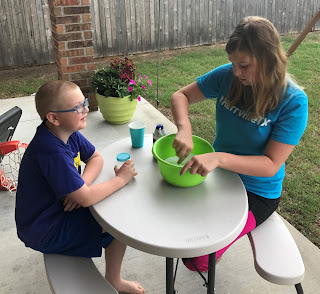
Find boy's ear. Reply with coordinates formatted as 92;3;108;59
46;112;61;126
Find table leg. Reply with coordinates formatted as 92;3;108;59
207;252;216;294
166;257;174;294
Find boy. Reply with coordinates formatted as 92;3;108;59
15;80;145;294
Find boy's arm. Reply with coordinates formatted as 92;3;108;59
63;160;137;211
82;149;104;186
62;150;103;212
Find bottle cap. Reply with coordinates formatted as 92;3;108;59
156;124;164;129
116;153;130;162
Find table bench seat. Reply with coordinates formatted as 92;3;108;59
43;254;118;294
248;212;305;293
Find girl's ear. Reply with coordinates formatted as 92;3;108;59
46;112;61;126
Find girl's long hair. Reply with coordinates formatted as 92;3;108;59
225;16;288;119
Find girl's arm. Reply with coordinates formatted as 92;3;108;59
171;82;207;163
180;139;296;177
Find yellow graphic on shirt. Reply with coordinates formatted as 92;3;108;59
74;152;81;174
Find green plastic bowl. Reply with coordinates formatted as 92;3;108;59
152;134;215;187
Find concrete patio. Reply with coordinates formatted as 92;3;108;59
0;95;319;294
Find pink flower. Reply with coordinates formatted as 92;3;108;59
137;96;141;101
147;79;152;86
129;79;136;85
144;75;148;79
128;86;133;92
142;85;146;90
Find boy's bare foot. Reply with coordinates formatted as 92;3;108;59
107;277;145;294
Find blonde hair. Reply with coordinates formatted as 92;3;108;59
225;16;288;119
35;80;78;120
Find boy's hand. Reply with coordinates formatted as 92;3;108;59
63;195;81;212
114;159;138;185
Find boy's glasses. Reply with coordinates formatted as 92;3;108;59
51;98;89;114
43;98;89;122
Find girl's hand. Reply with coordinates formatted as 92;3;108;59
172;130;194;164
114;159;138;185
180;153;220;177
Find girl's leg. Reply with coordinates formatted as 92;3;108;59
104;238;145;294
183;211;256;272
183;191;280;272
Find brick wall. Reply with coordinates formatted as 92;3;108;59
49;0;97;110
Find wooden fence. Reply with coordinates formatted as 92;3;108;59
0;0;319;69
0;0;54;69
91;0;320;57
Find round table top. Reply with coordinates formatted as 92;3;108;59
91;135;248;258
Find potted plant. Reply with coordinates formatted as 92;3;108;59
91;57;152;124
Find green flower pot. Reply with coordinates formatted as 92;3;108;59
96;93;138;124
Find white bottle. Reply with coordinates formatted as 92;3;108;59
153;124;167;143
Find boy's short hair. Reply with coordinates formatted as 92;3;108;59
35;80;79;120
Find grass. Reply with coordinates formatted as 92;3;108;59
0;67;56;99
0;31;319;247
277;33;320;246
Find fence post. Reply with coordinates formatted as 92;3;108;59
286;9;320;58
48;0;97;111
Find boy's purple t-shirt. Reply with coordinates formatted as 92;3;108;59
15;123;95;248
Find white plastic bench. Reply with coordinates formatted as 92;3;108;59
248;212;305;294
43;254;119;294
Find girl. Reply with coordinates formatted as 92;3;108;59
170;16;308;271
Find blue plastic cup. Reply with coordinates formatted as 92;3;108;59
128;121;145;148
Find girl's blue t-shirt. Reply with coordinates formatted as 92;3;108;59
197;63;308;199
